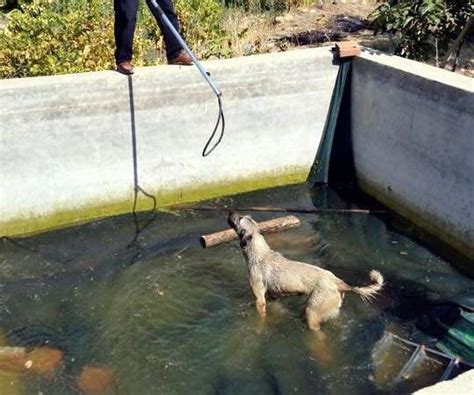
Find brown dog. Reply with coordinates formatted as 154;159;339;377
228;212;384;330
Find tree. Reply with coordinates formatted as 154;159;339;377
369;0;473;67
440;14;473;70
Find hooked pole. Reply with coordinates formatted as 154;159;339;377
149;0;222;96
148;0;225;156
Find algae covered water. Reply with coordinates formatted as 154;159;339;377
0;184;472;394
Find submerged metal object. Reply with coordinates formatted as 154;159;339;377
373;332;473;393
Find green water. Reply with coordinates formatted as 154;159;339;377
0;184;472;394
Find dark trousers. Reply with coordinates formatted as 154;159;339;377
114;0;182;64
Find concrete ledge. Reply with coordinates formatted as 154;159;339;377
414;370;474;395
0;48;338;236
352;50;474;260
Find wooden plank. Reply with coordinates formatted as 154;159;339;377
339;47;361;58
336;41;358;50
334;41;360;58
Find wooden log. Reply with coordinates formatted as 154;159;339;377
200;215;300;248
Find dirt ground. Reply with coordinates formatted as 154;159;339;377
264;3;473;77
273;2;374;35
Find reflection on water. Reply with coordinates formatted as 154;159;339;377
0;184;471;394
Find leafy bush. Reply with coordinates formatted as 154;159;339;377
1;1;115;77
369;0;473;60
0;0;226;78
175;0;229;58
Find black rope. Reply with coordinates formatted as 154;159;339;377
202;94;225;157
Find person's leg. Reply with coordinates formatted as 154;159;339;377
114;0;139;64
145;0;183;60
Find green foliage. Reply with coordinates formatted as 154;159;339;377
244;0;287;13
369;0;473;60
1;0;116;77
223;0;311;13
0;0;226;78
175;0;228;58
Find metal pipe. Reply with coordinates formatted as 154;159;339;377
439;358;459;382
179;205;386;215
387;332;474;368
395;345;424;382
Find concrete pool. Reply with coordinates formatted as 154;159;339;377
0;47;473;393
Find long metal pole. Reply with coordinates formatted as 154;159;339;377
148;0;222;97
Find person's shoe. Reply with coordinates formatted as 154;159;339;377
167;51;193;66
116;61;134;75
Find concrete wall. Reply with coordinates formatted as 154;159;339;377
2;46;472;261
351;51;474;260
0;48;338;236
414;370;474;395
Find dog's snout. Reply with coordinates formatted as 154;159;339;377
228;211;241;228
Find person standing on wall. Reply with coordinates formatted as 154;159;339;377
114;0;193;75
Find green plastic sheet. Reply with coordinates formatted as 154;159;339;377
307;59;355;186
436;310;474;363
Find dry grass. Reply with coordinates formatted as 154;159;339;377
231;0;315;13
221;1;378;58
222;7;275;57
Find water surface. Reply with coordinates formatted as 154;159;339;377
0;184;471;394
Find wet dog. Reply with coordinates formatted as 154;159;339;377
228;212;384;331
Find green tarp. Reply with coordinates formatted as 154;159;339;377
307;59;355;187
437;309;474;363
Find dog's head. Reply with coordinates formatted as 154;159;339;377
228;211;260;248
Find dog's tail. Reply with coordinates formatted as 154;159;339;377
341;270;384;303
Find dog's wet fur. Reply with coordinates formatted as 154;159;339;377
228;212;384;331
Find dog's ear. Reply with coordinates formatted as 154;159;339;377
240;233;253;248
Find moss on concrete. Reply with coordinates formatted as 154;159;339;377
1;167;308;237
